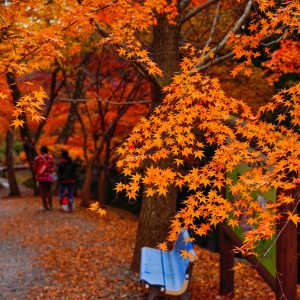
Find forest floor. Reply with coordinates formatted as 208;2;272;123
0;195;297;300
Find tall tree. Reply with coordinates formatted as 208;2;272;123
115;0;300;270
6;72;38;194
5;129;20;196
131;5;181;271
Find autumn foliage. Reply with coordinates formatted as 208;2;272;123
113;1;300;256
1;0;300;266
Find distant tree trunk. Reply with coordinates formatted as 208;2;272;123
80;161;93;207
81;143;106;207
5;130;20;197
131;11;180;271
35;66;65;142
57;62;86;144
80;82;135;207
97;165;108;204
80;142;104;208
97;138;111;204
6;72;38;195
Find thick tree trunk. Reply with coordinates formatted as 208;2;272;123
98;138;112;204
6;72;38;195
131;187;177;271
5;130;20;197
130;8;181;271
98;166;108;204
80;161;93;207
151;14;180;108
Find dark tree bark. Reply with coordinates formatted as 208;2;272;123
35;66;65;141
219;225;234;297
6;72;38;195
151;13;180;108
5;130;20;197
97;165;108;203
131;9;181;271
131;185;177;272
80;82;138;207
80;160;94;207
276;199;297;300
57;68;85;144
97;137;112;204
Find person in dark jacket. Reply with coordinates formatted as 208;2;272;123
58;150;77;211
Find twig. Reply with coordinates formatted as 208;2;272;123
56;97;151;105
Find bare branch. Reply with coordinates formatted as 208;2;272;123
197;51;234;71
198;25;288;72
90;0;118;13
56;98;151;105
180;0;218;25
261;28;289;46
204;0;221;48
34;67;66;141
92;20;162;89
179;0;192;11
93;21;109;38
195;0;253;71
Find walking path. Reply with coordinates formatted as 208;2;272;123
0;197;141;300
0;195;290;299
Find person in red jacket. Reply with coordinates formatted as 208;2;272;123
33;146;55;211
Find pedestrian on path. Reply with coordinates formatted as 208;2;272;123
58;150;77;212
33;146;55;211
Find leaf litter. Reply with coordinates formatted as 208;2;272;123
0;197;300;299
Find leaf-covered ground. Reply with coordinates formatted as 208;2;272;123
0;196;298;299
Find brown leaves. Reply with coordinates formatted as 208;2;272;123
4;197;300;299
5;197;142;300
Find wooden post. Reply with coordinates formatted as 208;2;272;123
220;224;234;297
276;201;297;300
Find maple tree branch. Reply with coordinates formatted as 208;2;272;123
204;0;221;48
180;0;219;25
92;21;162;89
91;83;140;160
195;0;253;70
179;0;192;11
197;51;234;71
198;26;289;71
74;105;89;162
90;0;118;13
56;98;151;105
61;1;118;31
93;21;109;38
261;28;289;46
259;190;299;262
34;67;65;142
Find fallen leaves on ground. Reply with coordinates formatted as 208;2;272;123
1;196;300;299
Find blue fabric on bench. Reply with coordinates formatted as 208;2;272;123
140;247;164;287
140;229;195;293
162;250;184;292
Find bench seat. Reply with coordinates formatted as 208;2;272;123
140;229;195;300
140;247;164;287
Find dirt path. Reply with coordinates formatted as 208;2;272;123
0;197;141;300
0;199;44;300
0;196;294;300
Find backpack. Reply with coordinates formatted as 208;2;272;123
61;195;73;212
37;156;49;176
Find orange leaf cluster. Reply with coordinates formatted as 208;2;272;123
116;53;300;255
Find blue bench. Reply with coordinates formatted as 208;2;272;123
140;229;196;300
